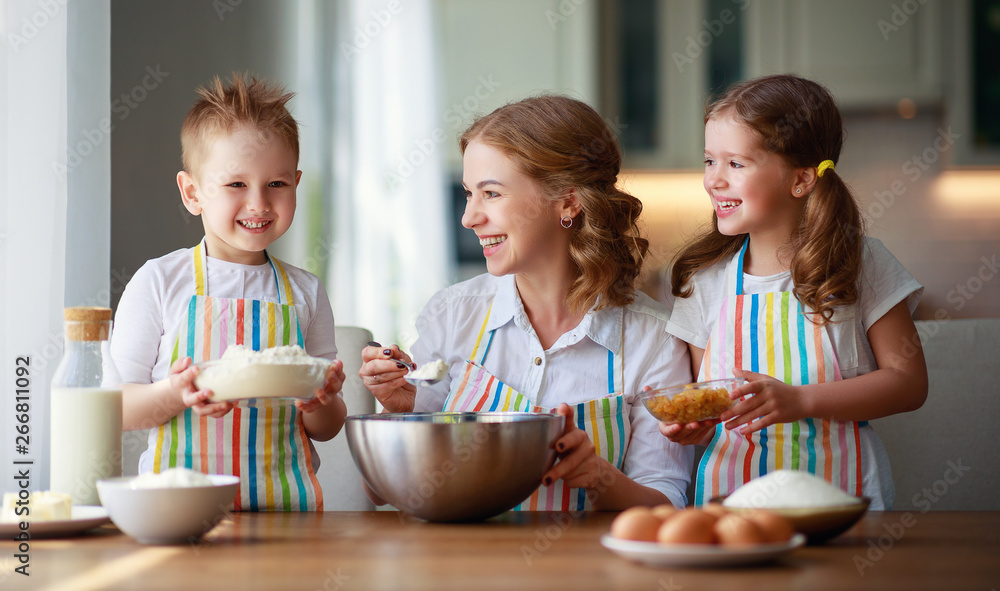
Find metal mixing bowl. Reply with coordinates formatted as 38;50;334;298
346;412;565;522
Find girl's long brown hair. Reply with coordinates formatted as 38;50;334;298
672;74;863;324
461;95;648;313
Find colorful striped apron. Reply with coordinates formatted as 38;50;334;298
148;240;323;511
694;239;862;506
441;302;629;511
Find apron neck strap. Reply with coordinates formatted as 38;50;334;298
730;237;750;296
191;239;293;305
469;301;494;364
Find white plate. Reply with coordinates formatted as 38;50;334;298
0;506;111;539
600;533;806;568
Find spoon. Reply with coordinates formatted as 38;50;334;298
398;359;447;387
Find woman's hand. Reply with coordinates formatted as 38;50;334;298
658;419;719;445
359;343;416;413
720;368;807;434
542;403;605;491
296;359;346;413
169;356;234;418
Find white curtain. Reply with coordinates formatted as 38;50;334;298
1;0;110;491
328;0;452;349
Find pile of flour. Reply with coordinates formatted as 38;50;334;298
408;359;450;381
723;470;860;508
131;467;213;489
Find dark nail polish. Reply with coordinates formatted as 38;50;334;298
556;443;565;452
542;477;552;487
367;341;381;347
383;349;392;357
396;362;406;369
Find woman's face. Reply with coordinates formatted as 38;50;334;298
461;140;568;278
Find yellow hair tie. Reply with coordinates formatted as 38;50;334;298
817;159;835;177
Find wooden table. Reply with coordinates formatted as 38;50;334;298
8;511;1000;590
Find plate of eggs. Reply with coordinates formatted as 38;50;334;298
601;504;805;568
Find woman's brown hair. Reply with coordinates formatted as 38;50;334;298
671;74;864;324
460;95;648;313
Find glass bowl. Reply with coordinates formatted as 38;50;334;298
640;378;746;424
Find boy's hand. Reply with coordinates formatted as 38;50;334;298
169;356;234;418
296;360;346;413
720;368;806;435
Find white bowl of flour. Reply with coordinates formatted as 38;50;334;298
195;345;332;401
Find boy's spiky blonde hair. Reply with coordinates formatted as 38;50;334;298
180;72;298;176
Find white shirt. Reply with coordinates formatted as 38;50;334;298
410;273;695;508
112;246;338;386
662;237;923;509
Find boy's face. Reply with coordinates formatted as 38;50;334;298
179;126;300;265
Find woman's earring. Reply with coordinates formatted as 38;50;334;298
560;216;573;228
795;188;802;194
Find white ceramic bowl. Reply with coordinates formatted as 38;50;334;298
195;359;331;401
96;474;239;544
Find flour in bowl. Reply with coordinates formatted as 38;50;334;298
723;470;860;509
196;345;331;401
130;467;214;489
216;345;320;367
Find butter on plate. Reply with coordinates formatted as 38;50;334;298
1;491;73;522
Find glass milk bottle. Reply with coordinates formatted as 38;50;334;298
50;307;123;505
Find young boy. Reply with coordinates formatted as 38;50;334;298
112;73;346;511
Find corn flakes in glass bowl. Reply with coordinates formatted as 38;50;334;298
641;378;746;424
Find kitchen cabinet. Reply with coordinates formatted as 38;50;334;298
435;0;599;169
743;0;944;109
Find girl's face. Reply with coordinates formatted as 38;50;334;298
181;127;300;265
461;140;569;278
703;114;802;243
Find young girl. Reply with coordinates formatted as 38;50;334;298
662;74;927;510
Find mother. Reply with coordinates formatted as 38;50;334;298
360;95;693;510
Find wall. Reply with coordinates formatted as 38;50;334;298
109;0;296;310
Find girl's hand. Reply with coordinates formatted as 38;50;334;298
658;419;719;445
720;368;807;435
359;343;416;413
542;404;604;491
296;359;346;413
169;356;234;418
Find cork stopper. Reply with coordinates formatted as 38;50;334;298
64;307;112;341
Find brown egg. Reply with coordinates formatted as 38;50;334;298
657;509;718;544
610;507;663;542
650;504;678;521
701;503;730;518
746;510;795;543
714;514;766;546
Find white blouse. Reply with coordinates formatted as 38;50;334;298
410;273;695;507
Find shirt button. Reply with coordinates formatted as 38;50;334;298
534;357;542;366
